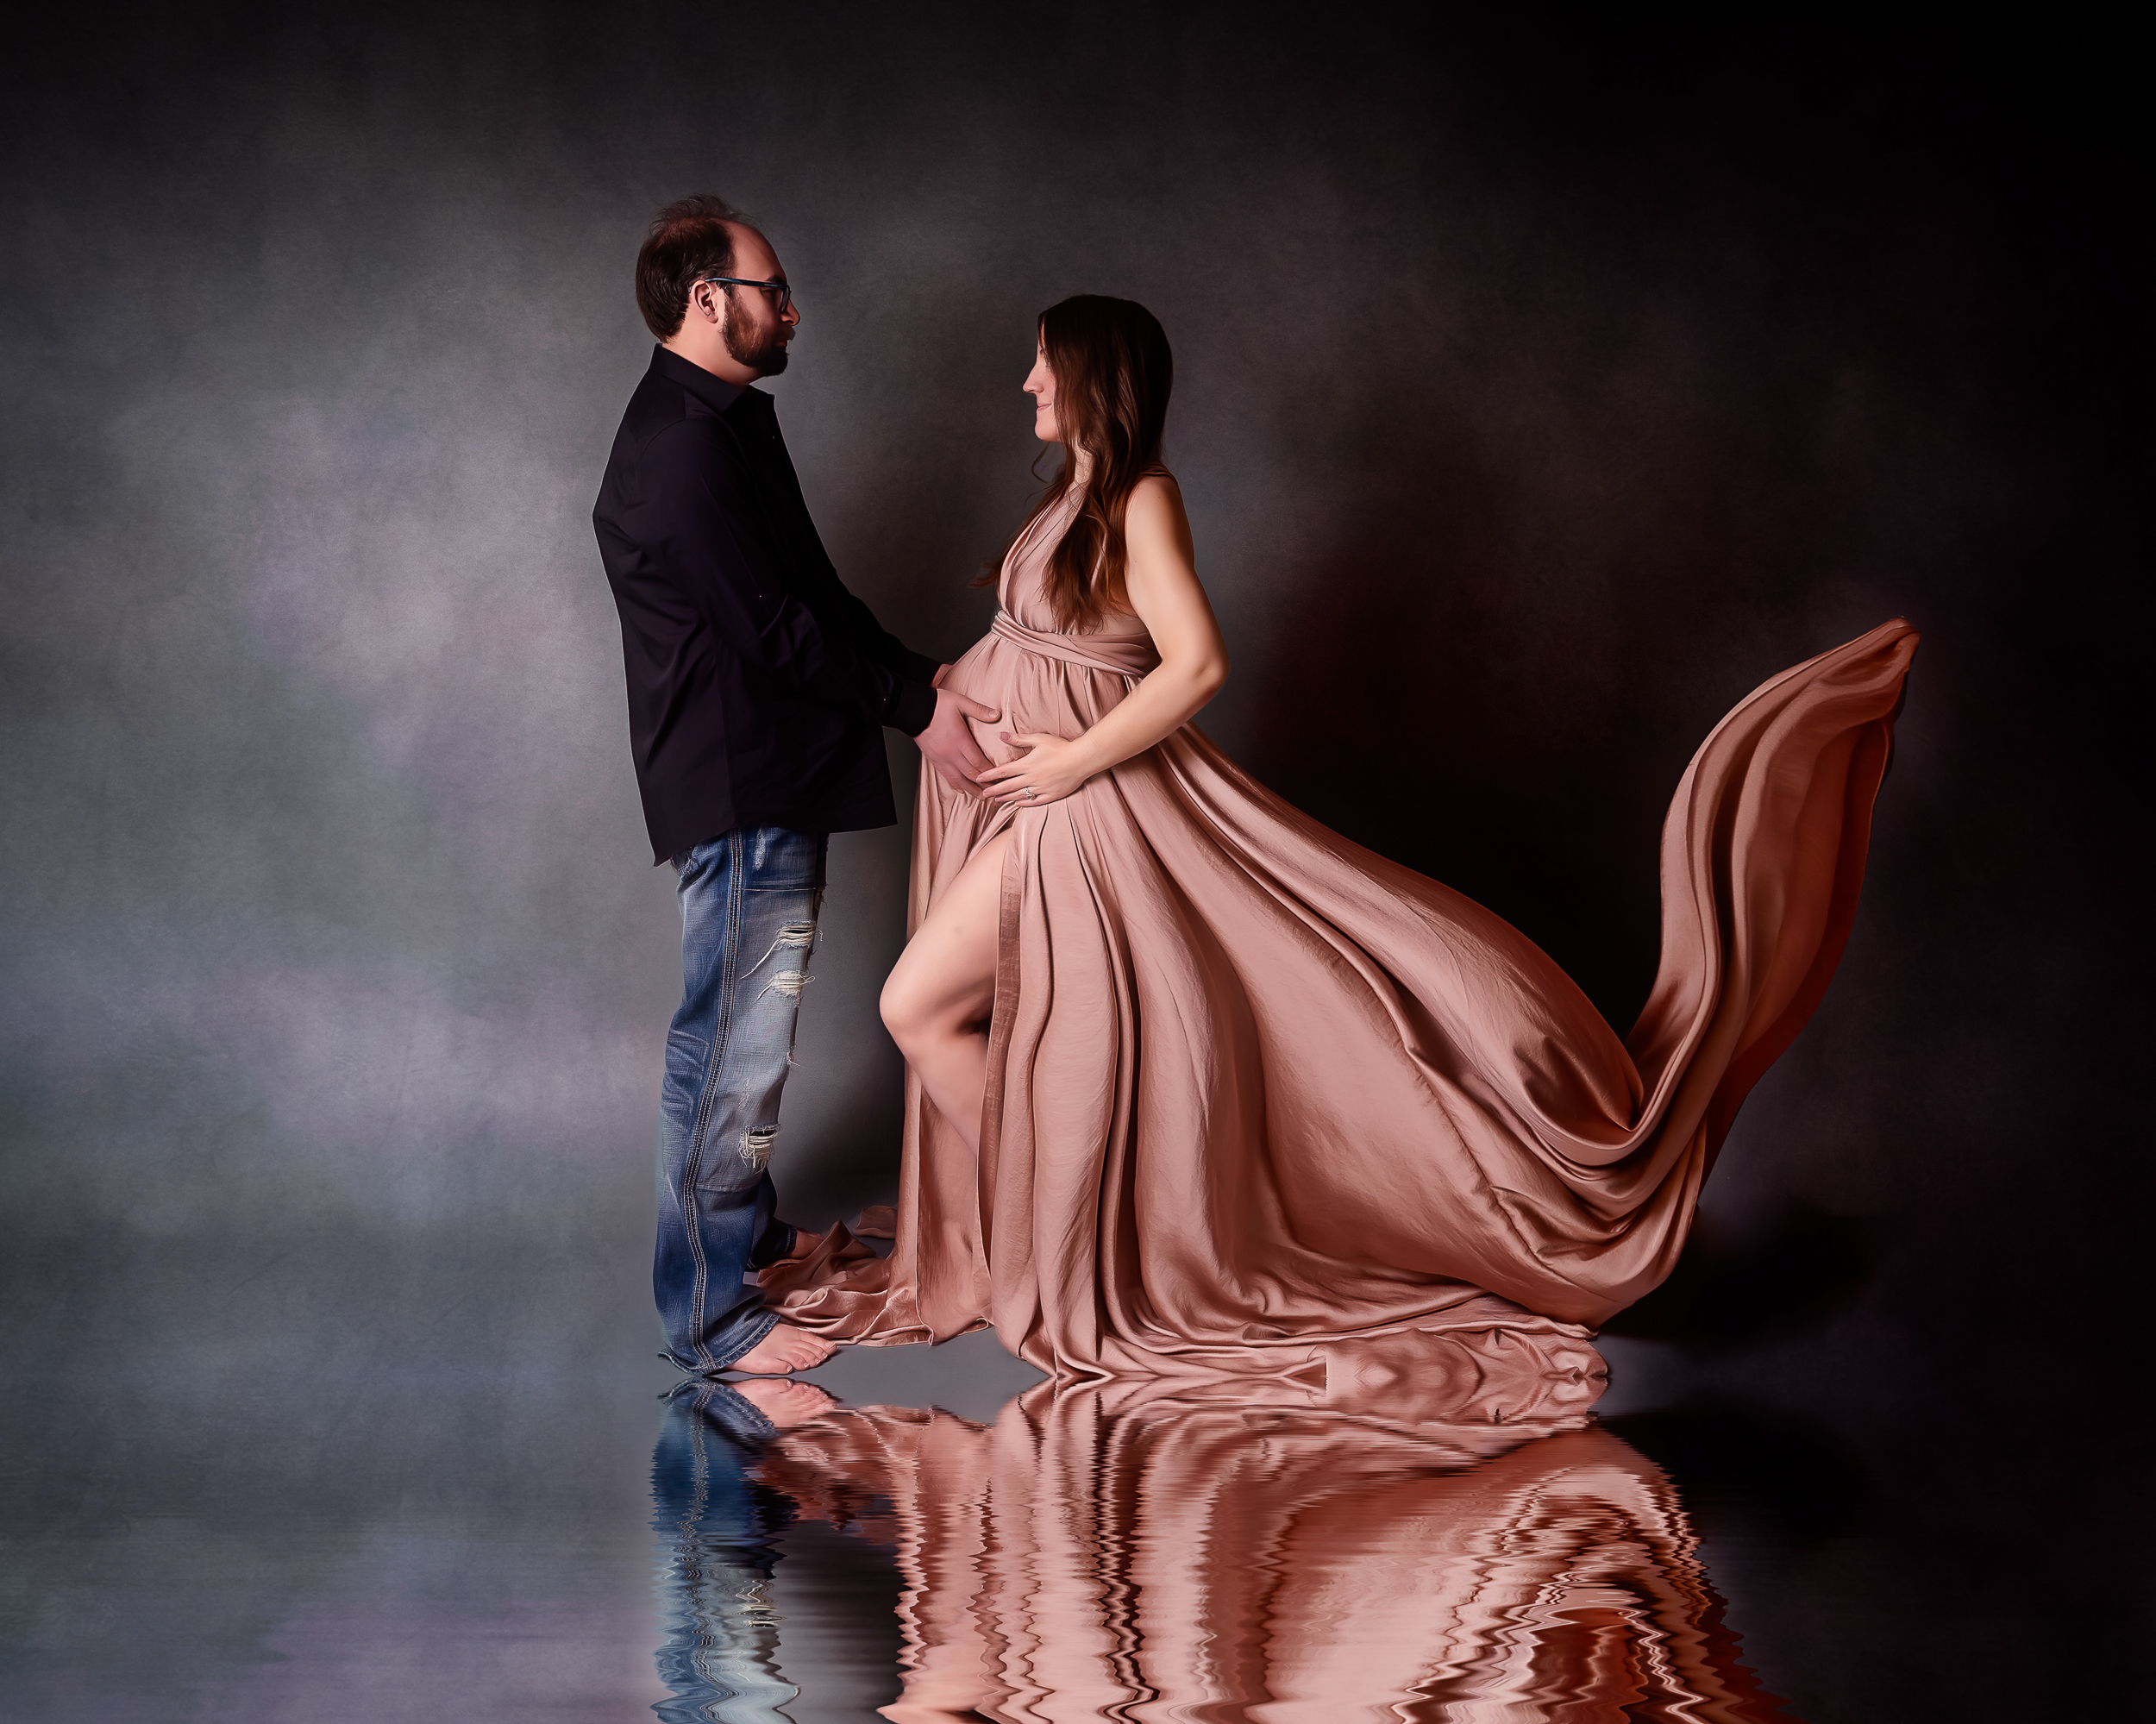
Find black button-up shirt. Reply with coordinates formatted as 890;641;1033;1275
593;348;940;862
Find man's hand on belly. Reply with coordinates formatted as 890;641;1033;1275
918;677;1000;797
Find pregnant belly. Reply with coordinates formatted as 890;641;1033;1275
958;644;1136;765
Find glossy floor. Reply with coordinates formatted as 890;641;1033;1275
0;1321;2131;1721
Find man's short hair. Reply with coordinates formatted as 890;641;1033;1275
636;195;749;339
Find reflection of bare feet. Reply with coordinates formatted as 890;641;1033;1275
729;1322;837;1375
732;1376;837;1428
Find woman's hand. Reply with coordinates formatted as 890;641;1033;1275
978;731;1097;808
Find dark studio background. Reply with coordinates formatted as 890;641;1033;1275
2;4;2148;1719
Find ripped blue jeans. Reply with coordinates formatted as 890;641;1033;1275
656;826;825;1372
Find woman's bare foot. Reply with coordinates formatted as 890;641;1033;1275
731;1376;837;1428
728;1321;837;1375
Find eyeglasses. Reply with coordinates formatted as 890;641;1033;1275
699;275;793;316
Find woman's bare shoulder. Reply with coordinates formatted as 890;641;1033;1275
1122;471;1198;582
1126;469;1189;525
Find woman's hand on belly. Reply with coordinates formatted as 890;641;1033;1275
979;730;1098;808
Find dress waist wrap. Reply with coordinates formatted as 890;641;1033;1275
990;611;1160;678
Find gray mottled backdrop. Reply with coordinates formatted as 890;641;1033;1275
3;4;2145;1414
4;8;2148;1716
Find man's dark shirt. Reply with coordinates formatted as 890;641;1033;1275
593;347;940;862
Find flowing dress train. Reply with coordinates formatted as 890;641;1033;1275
769;487;1919;1377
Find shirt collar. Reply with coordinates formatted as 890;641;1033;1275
650;345;749;417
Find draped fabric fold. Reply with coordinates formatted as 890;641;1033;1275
768;489;1918;1376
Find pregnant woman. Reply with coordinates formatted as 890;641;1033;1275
766;294;1917;1379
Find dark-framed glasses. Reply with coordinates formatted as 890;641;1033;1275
699;274;793;316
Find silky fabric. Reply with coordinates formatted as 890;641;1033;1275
769;486;1919;1376
758;1366;1792;1722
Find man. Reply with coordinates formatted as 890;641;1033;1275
592;196;995;1376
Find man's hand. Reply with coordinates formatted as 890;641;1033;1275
918;668;999;797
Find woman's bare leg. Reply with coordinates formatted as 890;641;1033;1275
735;841;1009;1378
880;830;1012;1157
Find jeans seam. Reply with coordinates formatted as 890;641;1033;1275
680;829;748;1370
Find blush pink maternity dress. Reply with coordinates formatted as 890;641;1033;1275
769;486;1920;1378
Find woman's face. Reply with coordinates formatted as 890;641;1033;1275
1023;339;1060;443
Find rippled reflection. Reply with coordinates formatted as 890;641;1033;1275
650;1379;798;1722
654;1328;1796;1721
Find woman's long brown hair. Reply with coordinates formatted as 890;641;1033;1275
987;295;1174;632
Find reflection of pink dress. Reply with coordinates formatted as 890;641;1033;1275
760;1380;1795;1723
773;486;1919;1377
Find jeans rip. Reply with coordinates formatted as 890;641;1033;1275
653;826;828;1370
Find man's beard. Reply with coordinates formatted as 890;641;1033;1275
723;306;788;374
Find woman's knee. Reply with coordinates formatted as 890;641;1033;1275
878;970;917;1043
880;968;943;1050
881;962;989;1053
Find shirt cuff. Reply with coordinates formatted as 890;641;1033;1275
886;677;937;737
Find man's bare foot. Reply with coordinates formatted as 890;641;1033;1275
754;1229;824;1287
775;1228;824;1263
728;1321;837;1375
732;1376;837;1428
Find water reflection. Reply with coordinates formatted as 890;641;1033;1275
651;1379;787;1721
656;1328;1796;1721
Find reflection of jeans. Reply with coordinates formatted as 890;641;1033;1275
657;827;826;1372
650;1381;795;1723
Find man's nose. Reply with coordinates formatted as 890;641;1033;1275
782;298;801;327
